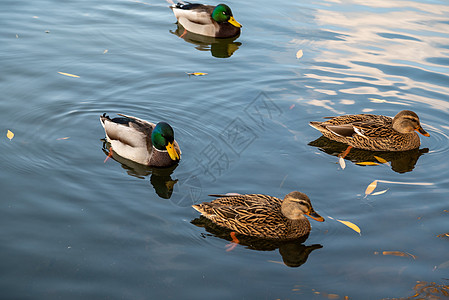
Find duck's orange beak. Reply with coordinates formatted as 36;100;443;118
166;142;180;161
306;210;325;222
228;16;242;28
416;126;430;137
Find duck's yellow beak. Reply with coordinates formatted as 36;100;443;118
228;16;242;28
416;126;430;137
166;142;180;161
306;210;325;222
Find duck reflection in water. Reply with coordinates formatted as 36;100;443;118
192;216;323;268
170;24;242;58
102;141;178;199
308;136;429;174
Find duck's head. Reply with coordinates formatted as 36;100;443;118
392;110;430;137
281;191;325;222
151;122;180;161
211;4;242;28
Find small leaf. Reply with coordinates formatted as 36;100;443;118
382;251;416;259
336;219;361;234
339;156;346;169
58;72;80;78
374;156;388;164
369;98;387;103
371;189;389;196
356;161;379;166
7;130;14;140
186;72;208;76
289;104;295;110
365;180;378;195
296;49;303;59
103;49;108;54
56;137;70;140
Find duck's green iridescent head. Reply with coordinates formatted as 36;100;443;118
151;122;180;161
211;4;242;28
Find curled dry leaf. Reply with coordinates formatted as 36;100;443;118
7;130;14;140
371;189;389;196
339;156;346;169
58;72;80;78
186;72;208;76
374;156;389;164
296;49;303;59
382;251;416;259
365;180;378;195
356;162;379;166
336;219;361;235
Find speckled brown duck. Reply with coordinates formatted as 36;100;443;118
192;192;324;240
309;110;429;152
100;113;181;167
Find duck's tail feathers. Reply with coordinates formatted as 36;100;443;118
100;113;111;128
309;121;324;131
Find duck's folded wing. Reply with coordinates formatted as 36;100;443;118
103;118;150;148
171;4;213;24
325;124;356;137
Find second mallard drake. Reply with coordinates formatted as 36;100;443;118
100;113;181;167
309;110;430;152
170;2;242;38
192;192;324;240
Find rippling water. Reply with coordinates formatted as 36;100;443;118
1;0;449;299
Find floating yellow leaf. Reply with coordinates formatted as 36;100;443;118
103;49;108;54
186;72;208;76
336;219;361;235
374;156;388;164
56;137;70;140
356;162;379;166
369;98;387;103
7;130;14;140
382;251;416;259
296;49;303;59
58;72;80;78
339;156;346;170
365;180;378;195
371;189;389;196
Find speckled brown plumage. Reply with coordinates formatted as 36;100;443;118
192;192;324;240
309;110;429;151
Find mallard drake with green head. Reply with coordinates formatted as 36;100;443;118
170;2;241;38
192;192;324;240
100;113;181;167
309;110;429;152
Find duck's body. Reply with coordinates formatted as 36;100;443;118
309;110;429;152
192;192;324;240
170;3;241;38
100;114;181;167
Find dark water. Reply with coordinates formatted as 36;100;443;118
1;0;449;299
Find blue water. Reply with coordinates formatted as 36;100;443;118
1;0;449;299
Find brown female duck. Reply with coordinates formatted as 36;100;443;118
192;191;324;240
309;110;429;152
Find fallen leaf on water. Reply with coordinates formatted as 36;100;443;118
296;49;303;59
382;251;416;259
365;180;378;195
58;72;80;78
336;219;361;235
356;161;379;166
437;233;449;238
369;98;387;103
339;156;346;169
56;137;70;140
371;189;389;196
186;72;208;76
16;34;19;38
103;49;108;54
7;130;14;140
289;104;295;110
374;156;389;165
